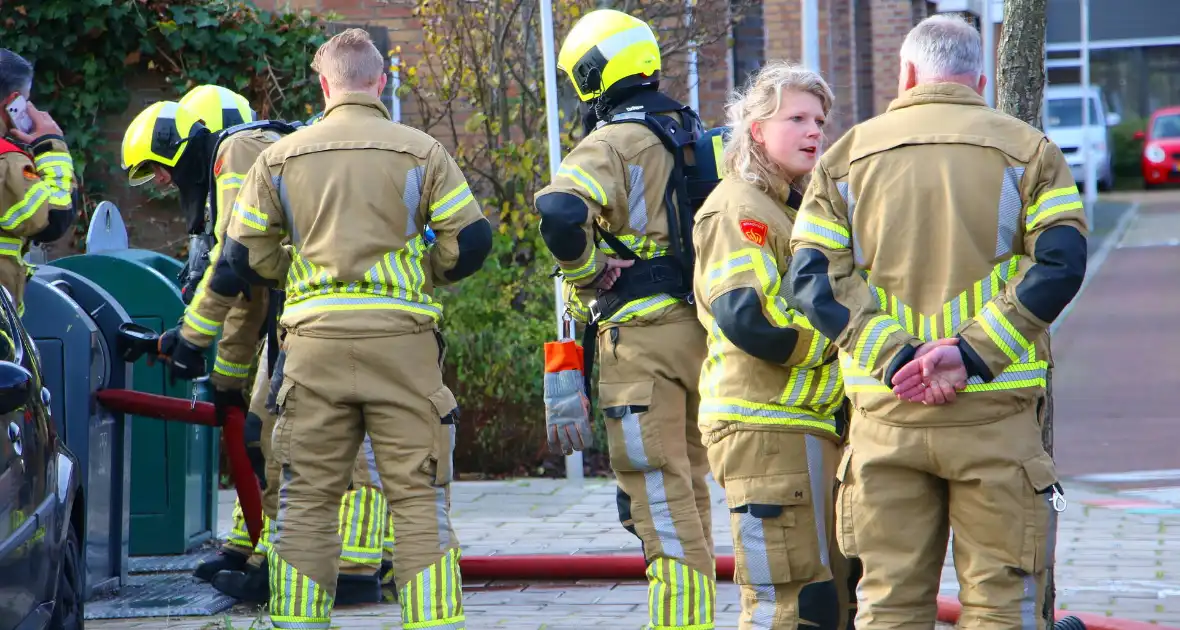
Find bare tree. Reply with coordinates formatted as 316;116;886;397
996;1;1056;624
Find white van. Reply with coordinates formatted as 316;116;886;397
1043;84;1119;191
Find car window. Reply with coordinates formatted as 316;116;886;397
1151;114;1180;139
1046;97;1103;128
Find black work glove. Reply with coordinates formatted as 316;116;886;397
211;386;247;427
157;327;208;383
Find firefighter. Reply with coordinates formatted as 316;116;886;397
118;87;390;605
534;9;715;629
692;60;858;630
0;48;77;315
788;14;1086;629
222;28;492;629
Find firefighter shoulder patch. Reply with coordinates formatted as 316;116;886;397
739;219;768;246
21;166;38;181
213;156;225;177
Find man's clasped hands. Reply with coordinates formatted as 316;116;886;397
889;337;968;406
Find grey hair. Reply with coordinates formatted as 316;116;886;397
0;49;33;97
899;13;983;82
723;60;834;198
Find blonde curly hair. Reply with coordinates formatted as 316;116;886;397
723;60;835;199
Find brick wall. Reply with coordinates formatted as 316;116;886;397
869;0;915;115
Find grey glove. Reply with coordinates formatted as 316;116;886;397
543;370;593;455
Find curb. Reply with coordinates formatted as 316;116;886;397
936;596;1177;630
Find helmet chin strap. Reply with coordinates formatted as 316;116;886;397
172;129;216;235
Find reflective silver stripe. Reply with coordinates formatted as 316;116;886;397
283;295;442;318
996;166;1026;257
836;181;864;266
404;166;425;237
979;306;1027;358
362;435;382;488
619;408;685;560
597;25;654;59
271;175;301;246
738;511;776;629
1021;572;1038;630
627;164;648;233
272;622;330;629
805;435;830;568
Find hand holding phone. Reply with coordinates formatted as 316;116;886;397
6;100;63;144
6;96;34;135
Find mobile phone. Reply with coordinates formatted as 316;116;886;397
6;96;34;135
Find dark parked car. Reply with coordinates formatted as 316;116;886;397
0;285;83;630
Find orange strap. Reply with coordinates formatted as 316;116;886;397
544;340;584;374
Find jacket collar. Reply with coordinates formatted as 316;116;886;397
887;82;987;113
323;92;392;121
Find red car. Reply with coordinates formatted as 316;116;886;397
1136;105;1180;188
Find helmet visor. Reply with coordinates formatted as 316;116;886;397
127;162;156;187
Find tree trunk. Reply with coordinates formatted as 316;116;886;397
996;0;1049;131
996;1;1055;623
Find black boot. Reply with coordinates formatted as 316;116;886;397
193;549;249;582
211;563;269;603
335;572;382;606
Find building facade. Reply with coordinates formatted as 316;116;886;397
252;0;947;141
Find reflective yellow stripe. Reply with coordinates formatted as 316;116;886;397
213;356;250;379
0;237;22;257
429;183;475;222
216;171;246;190
561;253;598;283
269;552;332;628
225;501;252;549
233;200;268;231
285;238;442;320
698;396;842;434
793;212;851;250
705;247;820;339
646;557;716;630
853;315;903;373
183;308;222;338
339;487;385;566
1026;185;1083;229
399;548;464;628
850;257;1044;393
557;164;607;206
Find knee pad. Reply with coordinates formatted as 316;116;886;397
799;579;840;630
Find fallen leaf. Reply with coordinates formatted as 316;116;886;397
124;50;141;65
15;6;27;15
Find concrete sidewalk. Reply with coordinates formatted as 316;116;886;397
87;476;1180;629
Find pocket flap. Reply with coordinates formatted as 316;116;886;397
427;385;460;424
275;379;295;408
725;471;812;510
835;448;853;483
1020;451;1059;494
599;380;654;418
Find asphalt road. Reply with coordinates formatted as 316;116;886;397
1052;190;1180;478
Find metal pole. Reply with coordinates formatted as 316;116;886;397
981;0;995;107
388;54;402;123
540;0;583;482
686;0;700;112
802;0;820;73
1080;0;1097;220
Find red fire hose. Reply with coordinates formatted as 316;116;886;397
95;389;264;548
92;390;1167;629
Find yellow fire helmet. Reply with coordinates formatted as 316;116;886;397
178;84;256;133
557;9;661;102
120;101;205;187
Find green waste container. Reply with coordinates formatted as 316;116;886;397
51;250;220;556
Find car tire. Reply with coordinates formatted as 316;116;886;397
48;523;84;630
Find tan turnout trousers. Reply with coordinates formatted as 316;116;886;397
705;426;854;630
269;330;461;628
598;316;716;629
837;402;1060;630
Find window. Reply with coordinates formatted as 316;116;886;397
1045;97;1103;128
1151;114;1180;139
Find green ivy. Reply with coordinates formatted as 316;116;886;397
2;0;333;240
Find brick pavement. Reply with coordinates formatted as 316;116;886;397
86;476;1180;629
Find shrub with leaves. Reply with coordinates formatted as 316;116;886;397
1;0;333;248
